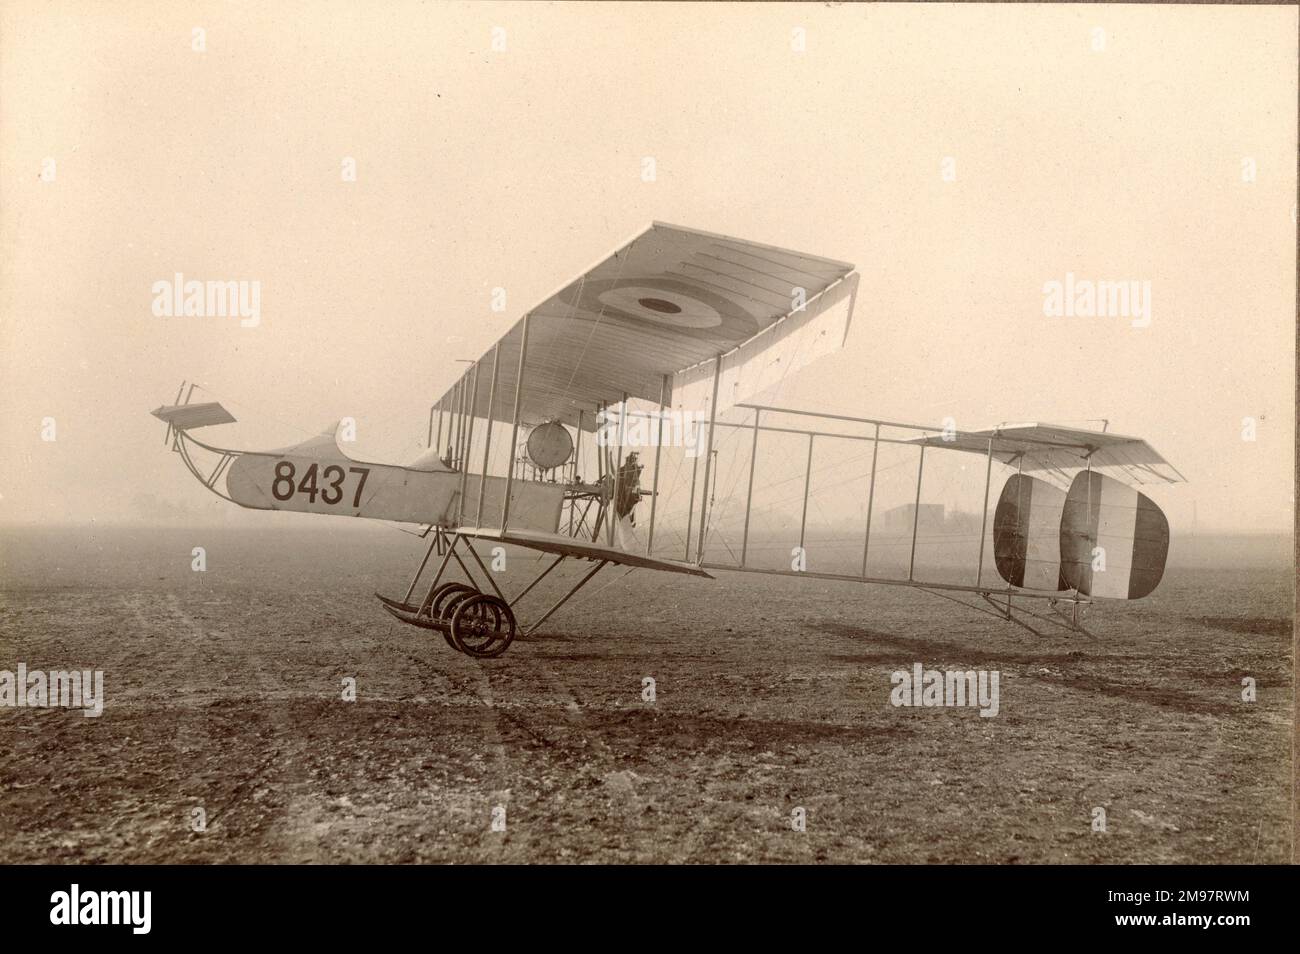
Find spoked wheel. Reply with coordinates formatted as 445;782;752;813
439;587;479;620
450;594;517;658
427;583;477;650
423;582;470;617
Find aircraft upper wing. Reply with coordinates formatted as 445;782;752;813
914;423;1185;488
435;222;857;430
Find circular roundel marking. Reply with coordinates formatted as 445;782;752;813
595;285;722;329
637;297;682;315
558;277;761;344
526;421;574;471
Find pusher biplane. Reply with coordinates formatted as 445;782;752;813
153;222;1182;656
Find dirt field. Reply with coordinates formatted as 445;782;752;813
0;524;1292;864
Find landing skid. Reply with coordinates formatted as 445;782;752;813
926;588;1093;637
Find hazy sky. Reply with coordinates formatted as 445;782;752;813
1;1;1295;532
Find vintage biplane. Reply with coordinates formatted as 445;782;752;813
153;222;1183;656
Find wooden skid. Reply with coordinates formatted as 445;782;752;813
379;598;450;633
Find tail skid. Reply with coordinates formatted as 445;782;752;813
915;586;1093;637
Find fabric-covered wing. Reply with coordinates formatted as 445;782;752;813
437;222;856;431
670;272;859;419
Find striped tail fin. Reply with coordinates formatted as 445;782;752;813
992;474;1069;591
1059;471;1170;599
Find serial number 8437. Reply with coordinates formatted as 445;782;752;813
271;461;370;507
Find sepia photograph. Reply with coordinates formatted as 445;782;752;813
0;0;1295;906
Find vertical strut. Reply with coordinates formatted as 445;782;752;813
501;313;530;534
459;372;473;471
975;436;994;588
609;391;628;546
798;432;815;553
574;409;584;484
457;361;480;526
647;375;667;556
447;379;459;469
452;379;462;473
476;344;500;527
684;451;699;561
591;403;607;542
694;354;723;563
570;409;584;536
860;423;880;579
740;407;760;567
908;444;926;581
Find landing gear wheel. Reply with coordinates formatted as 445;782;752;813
428;583;477;650
440;587;478;620
424;582;470;617
450;594;517;658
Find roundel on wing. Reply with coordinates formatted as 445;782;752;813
556;277;761;344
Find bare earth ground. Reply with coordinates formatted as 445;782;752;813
0;525;1292;864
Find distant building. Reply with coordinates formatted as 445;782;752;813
880;503;944;534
